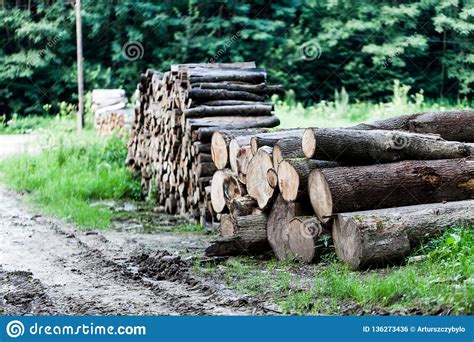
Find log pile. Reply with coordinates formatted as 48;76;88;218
126;62;282;225
207;109;474;269
92;89;132;136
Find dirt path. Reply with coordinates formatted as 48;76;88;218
0;135;271;316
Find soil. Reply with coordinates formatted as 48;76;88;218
0;135;274;316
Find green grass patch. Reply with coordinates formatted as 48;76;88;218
0;114;57;134
194;226;473;315
275;81;471;128
0;121;142;229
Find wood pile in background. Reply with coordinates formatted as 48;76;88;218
126;62;282;225
92;89;133;136
207;109;474;269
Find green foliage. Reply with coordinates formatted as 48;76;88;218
0;119;142;228
276;79;471;128
195;226;473;315
1;0;473;117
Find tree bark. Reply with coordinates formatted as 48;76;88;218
333;200;474;270
250;129;304;155
192;116;280;141
230;196;260;217
349;110;474;142
185;104;273;118
302;128;473;163
205;213;270;256
273;136;306;166
308;158;474;223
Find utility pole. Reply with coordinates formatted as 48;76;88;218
75;0;84;130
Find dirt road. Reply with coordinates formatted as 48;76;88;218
0;135;270;315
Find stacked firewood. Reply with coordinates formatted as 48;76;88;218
126;62;282;224
95;108;134;136
92;89;132;136
207;110;474;269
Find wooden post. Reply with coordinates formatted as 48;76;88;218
75;0;84;130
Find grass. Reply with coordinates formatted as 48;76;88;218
0;117;142;229
193;226;474;315
276;81;472;128
0;114;56;134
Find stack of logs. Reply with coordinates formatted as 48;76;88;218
126;62;282;224
92;89;133;136
207;110;474;270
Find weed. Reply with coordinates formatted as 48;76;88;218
194;226;473;315
0;120;142;229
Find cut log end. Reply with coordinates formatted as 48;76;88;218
308;169;333;223
246;147;275;209
277;160;299;202
272;144;283;166
288;217;323;263
250;137;258;155
266;168;278;189
302;128;316;158
332;216;363;269
211;132;228;169
220;214;235;237
210;170;227;213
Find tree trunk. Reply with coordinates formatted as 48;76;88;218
349;110;474;142
185;104;273;118
205;213;270;256
302;128;473;163
273;136;306;166
230;196;260;217
308;158;474;223
193;82;282;95
192;116;280;141
277;158;339;202
288;216;331;263
332;200;474;270
266;194;312;260
250;129;304;155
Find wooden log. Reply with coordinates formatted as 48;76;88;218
210;169;239;213
349;110;474;142
189;72;266;85
277;159;339;202
250;129;304;155
246;146;276;209
288;216;331;263
234;145;253;184
188;89;266;102
191;116;280;140
197;100;271;107
184;104;273;118
230;196;260;217
301;128;473;163
205;213;270;256
266;194;312;260
273;137;306;166
308;158;474;223
333;200;474;270
211;128;269;170
193;82;283;95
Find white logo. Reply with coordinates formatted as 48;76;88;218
122;41;144;61
6;320;25;338
299;40;322;61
